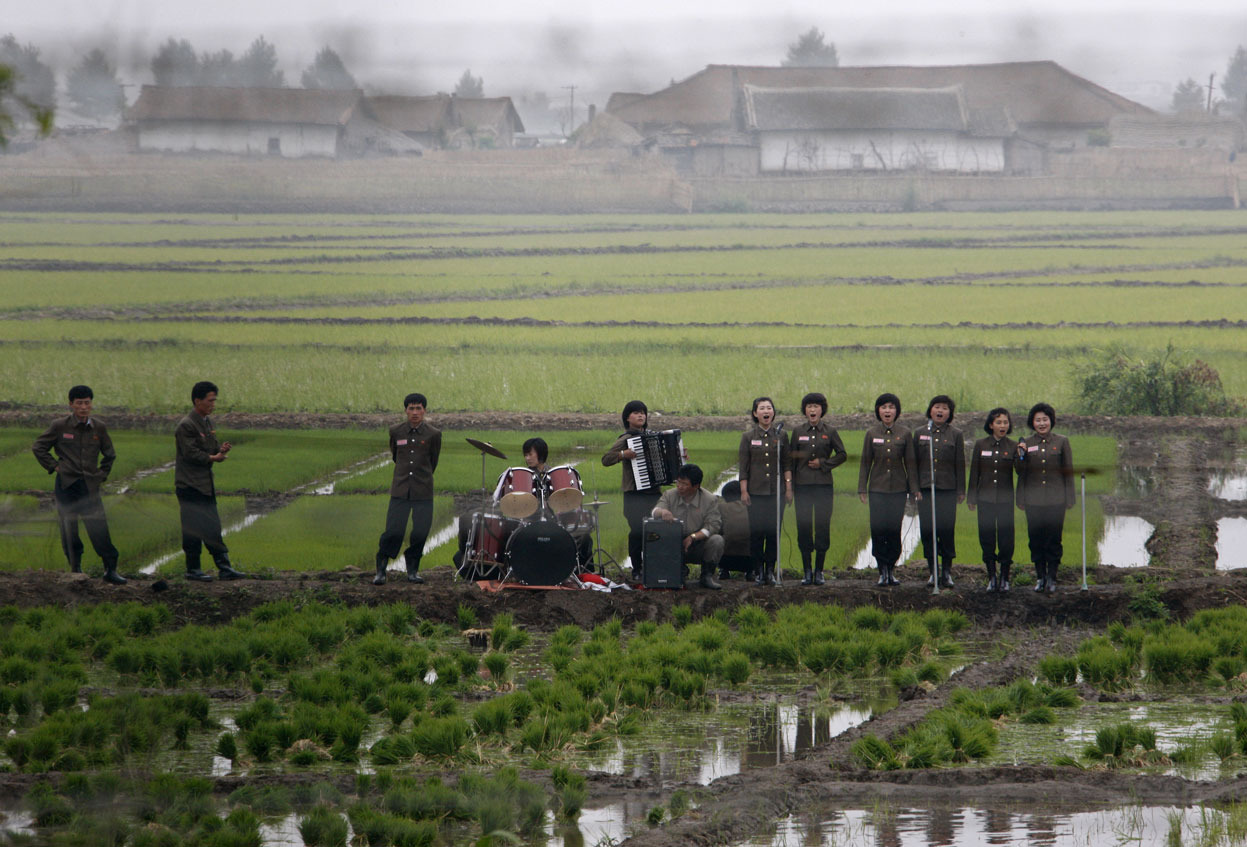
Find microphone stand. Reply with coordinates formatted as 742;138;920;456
928;419;939;596
774;420;784;587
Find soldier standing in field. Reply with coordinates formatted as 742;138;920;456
32;385;126;584
175;380;248;582
373;392;441;585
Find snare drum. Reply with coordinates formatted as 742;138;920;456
496;467;539;518
546;465;584;514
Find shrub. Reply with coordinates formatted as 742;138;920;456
1076;345;1243;417
299;805;349;847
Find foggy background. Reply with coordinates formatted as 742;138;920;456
8;1;1247;121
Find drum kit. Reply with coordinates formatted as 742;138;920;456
461;438;614;586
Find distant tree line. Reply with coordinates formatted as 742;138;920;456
1172;45;1247;117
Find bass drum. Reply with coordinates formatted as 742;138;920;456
505;519;579;586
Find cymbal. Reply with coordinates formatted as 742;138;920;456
466;437;507;460
584;499;610;508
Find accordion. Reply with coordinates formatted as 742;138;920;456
627;429;686;490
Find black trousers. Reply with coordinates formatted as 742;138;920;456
176;486;230;570
378;497;435;568
975;501;1015;566
747;493;784;567
1025;504;1066;566
793;484;834;554
54;476;118;571
624;490;661;568
868;491;908;569
917;487;958;564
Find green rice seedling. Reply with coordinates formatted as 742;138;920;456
411;716;470;760
646;806;667;826
851;734;901;770
549;625;584;648
1020;706;1057;724
472;698;514;737
873;633;908;669
544;644;575;673
732;604;770;633
801;642;847;677
949;688;988;717
1077;640;1138;691
921;609;969;637
389;818;438;847
916;662;946;684
29;782;75;826
369;734;417;767
671;605;693;628
685;620;729;652
890;667;919;690
850;606;889;632
551;765;587;819
1038;655;1079;686
431;656;460;687
299;805;349;847
387;698;413;729
1043;687;1081;708
1168;743;1205;766
939;714;997;763
718;652;751;686
1231;702;1247;723
243;725;277;763
1211;732;1238;762
455;604;477;631
1144;631;1217;685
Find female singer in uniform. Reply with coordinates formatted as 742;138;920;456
857;393;919;587
602;400;662;575
967;408;1017;592
913;395;965;589
789;392;847;585
738;397;792;585
1015;402;1075;594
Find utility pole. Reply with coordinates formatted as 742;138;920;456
562;84;576;138
1207;72;1215;113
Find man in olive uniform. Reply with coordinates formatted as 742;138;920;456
651;463;724;590
175;380;248;582
374;392;441;585
32;385;126;584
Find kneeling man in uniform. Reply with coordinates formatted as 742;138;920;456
650;463;724;590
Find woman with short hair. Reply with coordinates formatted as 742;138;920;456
857;393;919;587
1015;402;1075;594
739;397;792;585
913;395;965;589
790;391;847;585
967;408;1017;592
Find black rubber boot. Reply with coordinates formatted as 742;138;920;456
999;562;1012;592
373;554;388;585
939;558;954;589
217;564;248;580
887;563;900;586
406;561;424;584
985;561;998;592
753;565;765;586
1032;562;1045;592
103;563;127;585
1046;562;1058;594
814;551;827;584
800;552;812;585
700;565;722;590
926;561;936;588
186;563;212;581
876;564;888;587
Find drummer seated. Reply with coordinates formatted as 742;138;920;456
717;480;753;579
651;463;724;590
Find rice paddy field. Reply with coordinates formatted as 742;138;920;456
3;209;1247;847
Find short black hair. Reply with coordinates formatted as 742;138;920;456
750;396;776;423
926;394;956;422
404;393;427;409
522;437;549;463
1027;402;1057;429
874;393;901;420
621;400;648;429
800;392;828;416
677;463;704;486
721;480;741;502
192;381;218;402
984;407;1013;435
67;385;93;402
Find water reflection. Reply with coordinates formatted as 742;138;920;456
1116;464;1158;498
741;805;1231;847
1208;467;1247;501
853;515;921;570
1216;517;1247;570
585;701;873;786
1096;516;1152;568
0;809;36;838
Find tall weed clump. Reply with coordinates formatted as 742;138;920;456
1076;345;1243;417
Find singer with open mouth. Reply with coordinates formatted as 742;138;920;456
738;397;792;586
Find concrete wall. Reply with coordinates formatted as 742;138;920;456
137;121;342;158
758;130;1006;174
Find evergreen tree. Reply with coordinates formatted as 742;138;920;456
1170;78;1206;114
151;38;199;87
301;46;356;90
454;68;484;98
1222;46;1247;117
0;34;56;111
782;27;839;68
237;36;284;88
66;48;125;120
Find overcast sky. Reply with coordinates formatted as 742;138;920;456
11;0;1247;111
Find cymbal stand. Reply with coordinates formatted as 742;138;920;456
584;494;621;582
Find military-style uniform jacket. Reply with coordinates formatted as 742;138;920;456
913;422;966;494
32;415;115;493
857;422;919;496
738;424;790;496
1015;432;1075;508
654;486;722;537
175;410;223;496
389;420;441;500
967;435;1017;506
602;429;654;493
789;420;847;487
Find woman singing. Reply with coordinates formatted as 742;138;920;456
790;392;847;585
857;393;919;587
967;408;1017;592
1015;402;1075;594
739;397;792;585
602;400;662;576
913;395;965;589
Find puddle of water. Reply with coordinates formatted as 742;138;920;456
1217;517;1247;571
738;804;1239;847
1096;516;1152;568
114;461;177;495
1116;464;1159;498
581;698;875;787
0;808;36;838
306;455;391;496
546;802;647;847
852;514;921;570
1208;467;1247;502
259;812;354;847
140;512;264;575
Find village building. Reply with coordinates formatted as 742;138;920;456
607;61;1153;175
1108;114;1245;153
127;86;421;158
367;94;455;150
366;94;525;150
